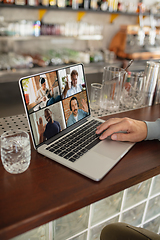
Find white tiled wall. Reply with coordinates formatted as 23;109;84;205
11;174;160;240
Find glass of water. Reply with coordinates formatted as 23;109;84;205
1;130;31;174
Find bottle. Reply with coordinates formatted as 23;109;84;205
108;0;113;11
97;0;101;9
3;0;15;4
0;16;7;36
57;0;65;7
113;0;118;11
124;71;131;91
84;0;90;9
72;0;78;9
78;0;90;9
90;0;98;10
49;0;56;6
41;0;49;6
41;22;49;35
78;0;83;8
27;0;39;5
126;71;131;82
34;20;41;37
137;0;145;13
65;0;72;7
101;0;108;11
117;0;122;11
15;0;26;5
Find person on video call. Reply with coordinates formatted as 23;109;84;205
37;108;61;143
67;96;89;127
63;70;82;99
36;77;60;108
96;117;160;240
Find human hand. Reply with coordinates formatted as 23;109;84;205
81;99;88;113
65;76;71;90
50;86;53;92
96;117;148;142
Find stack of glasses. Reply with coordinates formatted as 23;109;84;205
90;61;160;114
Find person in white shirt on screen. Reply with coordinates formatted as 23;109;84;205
36;77;61;108
63;70;82;99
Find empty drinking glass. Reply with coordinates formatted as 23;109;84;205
100;66;126;112
90;83;102;111
143;61;160;106
120;71;145;109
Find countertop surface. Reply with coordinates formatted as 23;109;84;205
0;105;160;240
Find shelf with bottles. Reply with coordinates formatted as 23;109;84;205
0;18;103;40
0;2;154;17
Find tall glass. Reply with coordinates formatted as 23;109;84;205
144;61;159;106
100;66;126;112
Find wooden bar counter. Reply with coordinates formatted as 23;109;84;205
0;105;160;240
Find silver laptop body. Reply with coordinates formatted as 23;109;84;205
19;63;134;181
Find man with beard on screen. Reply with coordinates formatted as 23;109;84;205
67;96;89;127
37;108;61;144
62;70;83;99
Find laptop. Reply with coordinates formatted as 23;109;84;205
19;63;134;181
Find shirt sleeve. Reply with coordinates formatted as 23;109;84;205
58;121;61;131
144;119;160;141
67;117;72;127
79;109;89;117
35;89;41;103
79;84;82;91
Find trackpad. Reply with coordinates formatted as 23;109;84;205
94;139;134;161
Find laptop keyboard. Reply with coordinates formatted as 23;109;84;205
46;119;101;162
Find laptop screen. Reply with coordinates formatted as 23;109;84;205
19;63;90;147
